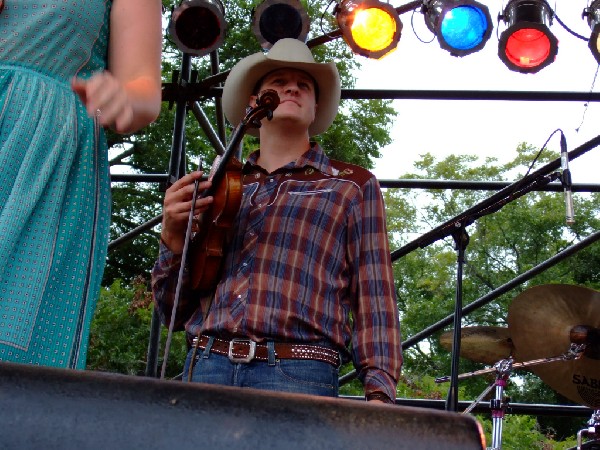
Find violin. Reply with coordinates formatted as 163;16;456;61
187;90;280;291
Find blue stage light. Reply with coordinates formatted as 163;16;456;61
422;0;493;57
440;6;488;50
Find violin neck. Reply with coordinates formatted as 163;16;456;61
201;122;247;199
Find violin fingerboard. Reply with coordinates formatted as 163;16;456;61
208;156;222;181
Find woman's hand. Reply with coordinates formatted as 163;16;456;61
71;0;162;134
71;71;134;133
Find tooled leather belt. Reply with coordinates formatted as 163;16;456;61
193;335;341;367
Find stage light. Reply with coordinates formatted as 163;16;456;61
584;0;600;64
252;0;310;49
498;0;558;74
422;0;492;57
335;0;402;59
168;0;227;56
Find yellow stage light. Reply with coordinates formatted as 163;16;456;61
336;0;402;59
584;0;600;64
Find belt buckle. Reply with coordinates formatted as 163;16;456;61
228;338;256;363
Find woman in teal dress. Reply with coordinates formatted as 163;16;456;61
0;0;162;369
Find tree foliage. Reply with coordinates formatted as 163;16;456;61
88;277;187;379
383;143;599;446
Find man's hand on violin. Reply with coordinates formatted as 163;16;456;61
161;171;213;254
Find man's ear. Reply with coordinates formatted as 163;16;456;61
248;95;258;108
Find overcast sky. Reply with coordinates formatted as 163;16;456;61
352;0;600;184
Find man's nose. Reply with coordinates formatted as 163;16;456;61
284;82;299;94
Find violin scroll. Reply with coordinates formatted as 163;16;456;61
256;89;280;110
247;89;280;128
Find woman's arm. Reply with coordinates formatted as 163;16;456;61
72;0;163;133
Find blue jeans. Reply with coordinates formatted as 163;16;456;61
182;338;339;398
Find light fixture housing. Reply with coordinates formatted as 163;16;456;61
168;0;227;56
252;0;310;49
422;0;493;57
584;0;600;64
335;0;402;59
498;0;558;74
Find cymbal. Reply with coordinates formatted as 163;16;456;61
508;284;600;408
440;326;515;365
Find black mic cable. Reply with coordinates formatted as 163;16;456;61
560;132;575;225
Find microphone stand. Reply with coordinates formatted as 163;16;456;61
392;167;563;412
446;221;469;412
455;171;562;412
387;135;600;410
338;133;600;389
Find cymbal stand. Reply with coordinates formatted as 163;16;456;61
435;343;586;384
490;359;511;450
461;358;513;450
436;344;586;449
577;410;599;450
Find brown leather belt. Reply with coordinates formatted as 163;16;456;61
193;335;340;367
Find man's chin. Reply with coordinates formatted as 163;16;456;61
271;113;309;125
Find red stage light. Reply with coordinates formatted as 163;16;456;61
498;0;558;74
502;26;554;69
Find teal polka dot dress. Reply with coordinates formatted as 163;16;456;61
0;1;112;369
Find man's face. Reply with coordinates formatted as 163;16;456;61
252;68;318;132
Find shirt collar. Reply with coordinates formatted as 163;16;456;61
244;142;337;176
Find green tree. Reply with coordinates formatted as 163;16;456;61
88;277;187;379
383;143;599;447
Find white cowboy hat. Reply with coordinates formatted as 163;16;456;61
222;38;341;137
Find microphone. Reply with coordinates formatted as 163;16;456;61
560;133;575;225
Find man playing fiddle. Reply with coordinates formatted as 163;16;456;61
151;38;402;404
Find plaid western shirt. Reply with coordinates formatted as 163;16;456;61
152;143;402;401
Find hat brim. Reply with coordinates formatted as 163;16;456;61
222;44;340;137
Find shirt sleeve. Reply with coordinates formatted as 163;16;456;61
348;176;403;402
150;240;198;331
